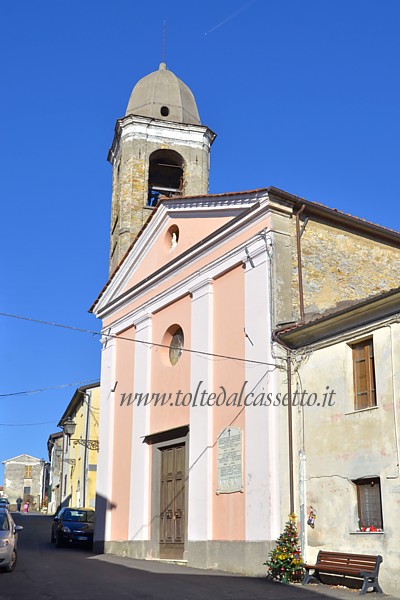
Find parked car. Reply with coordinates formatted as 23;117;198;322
0;499;10;511
51;507;95;548
0;508;23;572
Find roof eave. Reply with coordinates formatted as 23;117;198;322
57;382;100;427
278;288;400;348
268;186;400;245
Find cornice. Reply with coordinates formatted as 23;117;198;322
103;237;267;334
118;113;216;137
108;115;216;164
93;191;295;319
94;203;266;318
164;193;259;212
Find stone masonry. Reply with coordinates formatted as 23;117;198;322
3;454;43;508
290;216;400;320
108;116;215;276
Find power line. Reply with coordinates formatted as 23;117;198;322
0;311;98;336
0;379;99;399
0;311;280;368
0;420;57;427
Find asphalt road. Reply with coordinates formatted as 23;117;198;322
0;513;378;600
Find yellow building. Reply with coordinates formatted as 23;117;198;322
58;383;100;509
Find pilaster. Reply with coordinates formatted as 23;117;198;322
95;334;117;544
243;238;280;541
128;314;152;541
188;279;214;541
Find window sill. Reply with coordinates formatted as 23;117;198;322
349;531;384;535
345;406;379;416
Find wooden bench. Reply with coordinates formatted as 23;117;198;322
302;550;383;595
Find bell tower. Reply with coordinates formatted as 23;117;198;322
107;62;216;275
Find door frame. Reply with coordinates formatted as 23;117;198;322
145;426;189;560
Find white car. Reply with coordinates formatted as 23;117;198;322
0;508;23;572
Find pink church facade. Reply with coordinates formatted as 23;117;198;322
91;189;291;571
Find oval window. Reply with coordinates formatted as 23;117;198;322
169;327;184;366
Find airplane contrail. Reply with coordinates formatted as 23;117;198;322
205;0;257;35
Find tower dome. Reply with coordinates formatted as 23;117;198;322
125;63;201;125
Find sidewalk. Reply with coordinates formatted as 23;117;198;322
297;582;400;600
89;553;400;599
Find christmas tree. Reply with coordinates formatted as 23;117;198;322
264;514;303;583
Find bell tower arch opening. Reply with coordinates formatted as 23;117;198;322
147;150;185;207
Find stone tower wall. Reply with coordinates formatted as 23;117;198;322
108;117;214;275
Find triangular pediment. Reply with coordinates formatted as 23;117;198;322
3;454;42;464
93;191;264;316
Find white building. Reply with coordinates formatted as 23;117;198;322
277;287;400;596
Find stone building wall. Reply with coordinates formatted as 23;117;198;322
290;217;400;320
3;455;42;507
48;437;63;514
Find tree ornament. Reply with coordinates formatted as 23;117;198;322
307;507;316;529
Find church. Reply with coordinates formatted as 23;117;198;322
91;62;400;593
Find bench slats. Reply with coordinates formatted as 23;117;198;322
319;556;377;563
318;561;376;569
315;552;378;559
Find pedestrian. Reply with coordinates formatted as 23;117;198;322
23;501;29;513
16;497;23;512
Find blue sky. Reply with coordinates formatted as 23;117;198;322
1;0;399;481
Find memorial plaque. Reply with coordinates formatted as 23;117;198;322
216;427;243;494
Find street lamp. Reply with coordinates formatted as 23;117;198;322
62;417;76;437
60;418;77;466
62;416;99;451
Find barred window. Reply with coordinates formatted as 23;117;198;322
352;339;376;410
355;477;383;530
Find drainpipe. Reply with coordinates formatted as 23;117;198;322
296;204;306;323
299;450;307;562
82;391;91;507
270;202;308;520
60;433;65;510
286;354;295;515
387;324;400;480
272;331;294;514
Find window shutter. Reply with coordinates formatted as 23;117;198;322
352;339;376;410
